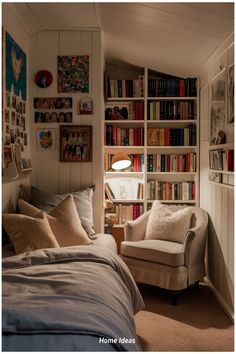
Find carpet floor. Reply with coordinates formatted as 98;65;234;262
135;283;234;352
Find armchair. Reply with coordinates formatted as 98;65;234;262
120;205;208;301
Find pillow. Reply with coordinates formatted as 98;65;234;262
18;195;92;247
145;201;192;244
2;212;59;255
20;185;95;236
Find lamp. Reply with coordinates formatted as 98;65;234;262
111;152;131;170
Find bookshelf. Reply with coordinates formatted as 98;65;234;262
103;64;199;233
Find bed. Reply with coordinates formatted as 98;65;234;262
2;186;144;351
2;237;144;351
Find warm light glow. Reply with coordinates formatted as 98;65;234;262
111;152;131;170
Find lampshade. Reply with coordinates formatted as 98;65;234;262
111;152;131;170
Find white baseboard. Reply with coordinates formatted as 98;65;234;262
205;277;234;323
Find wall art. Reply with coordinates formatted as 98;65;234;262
34;97;73;123
57;55;89;93
228;64;234;124
5;31;27;100
60;125;92;162
35;111;72;123
36;129;56;151
35;70;53;88
78;97;93;114
210;69;227;145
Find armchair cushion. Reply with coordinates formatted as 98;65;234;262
121;240;185;267
145;201;192;243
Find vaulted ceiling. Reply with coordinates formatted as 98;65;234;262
9;2;234;76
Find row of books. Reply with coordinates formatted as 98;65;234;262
148;78;197;97
147;181;195;201
147;153;196;172
147;100;196;120
209;149;234;171
147;126;196;146
105;154;145;172
105;126;144;146
105;182;144;200
105;101;144;120
105;204;144;226
109;76;144;98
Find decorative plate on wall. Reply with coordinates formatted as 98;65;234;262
35;70;53;88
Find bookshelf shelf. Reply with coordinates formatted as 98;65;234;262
147;200;196;204
209;169;234;175
147;172;196;175
147;97;197;101
107;97;144;101
209;181;234;190
103;64;199;233
209;143;234;150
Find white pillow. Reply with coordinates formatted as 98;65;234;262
145;201;192;244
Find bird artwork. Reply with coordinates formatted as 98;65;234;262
11;47;22;82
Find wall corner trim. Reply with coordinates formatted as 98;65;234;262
205;277;234;323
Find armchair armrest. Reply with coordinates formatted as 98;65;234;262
124;210;151;241
183;210;208;267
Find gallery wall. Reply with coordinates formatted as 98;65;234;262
199;33;234;319
29;30;103;233
2;4;31;213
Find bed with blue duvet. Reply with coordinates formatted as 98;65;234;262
2;241;144;351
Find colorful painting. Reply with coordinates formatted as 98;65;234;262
5;32;27;100
57;55;89;93
36;129;56;151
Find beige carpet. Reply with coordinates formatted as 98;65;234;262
135;283;234;352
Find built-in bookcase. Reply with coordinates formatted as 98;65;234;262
103;63;199;233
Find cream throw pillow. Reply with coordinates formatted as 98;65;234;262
2;212;59;255
18;195;92;247
145;201;192;244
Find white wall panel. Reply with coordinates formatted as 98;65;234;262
199;37;234;316
29;29;103;232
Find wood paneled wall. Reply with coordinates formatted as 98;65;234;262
29;30;103;232
199;34;234;318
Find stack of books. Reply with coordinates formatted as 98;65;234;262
147;153;196;172
109;76;144;98
105;126;144;146
148;100;196;120
148;78;197;97
105;101;144;120
146;181;195;201
147;125;196;146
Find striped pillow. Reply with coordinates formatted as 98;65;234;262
18;195;92;247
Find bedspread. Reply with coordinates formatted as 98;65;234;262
2;245;144;351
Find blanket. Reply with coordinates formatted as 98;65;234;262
2;245;144;351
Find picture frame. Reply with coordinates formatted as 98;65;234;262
3;145;13;168
210;69;227;145
227;64;234;124
36;128;56;151
78;98;93;114
60;125;92;162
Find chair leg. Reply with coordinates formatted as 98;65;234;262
171;290;178;306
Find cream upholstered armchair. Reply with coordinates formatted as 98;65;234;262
120;205;208;304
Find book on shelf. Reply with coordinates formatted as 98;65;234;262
104;182;115;201
147;125;196;146
148;78;197;97
105;126;144;146
104;153;144;172
105;101;144;120
210;149;234;172
109;76;144;98
147;153;196;172
148;100;196;120
146;180;195;201
105;203;144;225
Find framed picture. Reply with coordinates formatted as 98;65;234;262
36;129;56;151
57;55;89;93
3;146;13;168
228;64;234;124
60;125;92;162
78;98;93;114
210;69;227;145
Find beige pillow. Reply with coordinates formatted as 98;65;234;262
2;212;59;255
145;201;192;244
18;195;92;247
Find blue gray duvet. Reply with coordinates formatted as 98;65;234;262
2;245;144;351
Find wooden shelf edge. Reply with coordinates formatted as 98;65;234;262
209;169;234;175
209;181;234;190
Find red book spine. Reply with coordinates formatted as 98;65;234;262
134;128;137;146
167;155;171;172
180;79;185;97
192;182;195;200
113;127;117;146
186;153;190;172
227;150;234;171
137;128;141;146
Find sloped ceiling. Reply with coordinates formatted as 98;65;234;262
9;2;234;76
